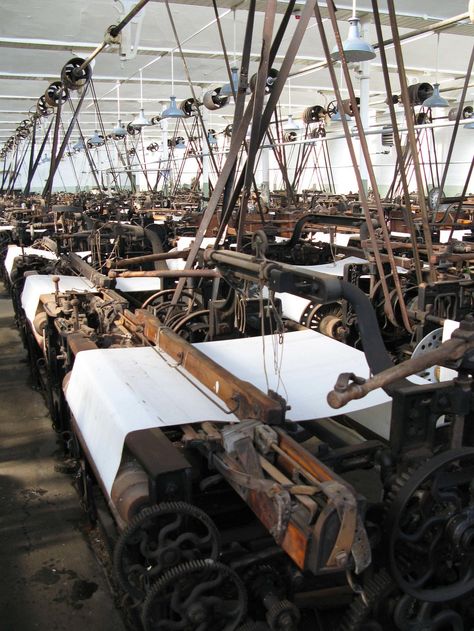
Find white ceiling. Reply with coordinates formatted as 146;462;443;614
0;0;472;143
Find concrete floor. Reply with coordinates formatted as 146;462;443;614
0;281;127;631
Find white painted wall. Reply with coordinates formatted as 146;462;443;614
11;121;474;199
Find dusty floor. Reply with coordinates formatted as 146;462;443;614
0;280;127;630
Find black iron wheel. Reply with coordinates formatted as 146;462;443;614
387;448;474;602
44;81;69;108
61;57;92;91
113;502;221;601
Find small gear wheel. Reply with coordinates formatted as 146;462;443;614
266;599;300;631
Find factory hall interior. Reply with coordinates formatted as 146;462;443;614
2;0;474;629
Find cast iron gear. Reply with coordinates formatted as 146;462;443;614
141;558;247;631
337;569;395;631
266;599;300;631
113;501;221;601
385;448;474;603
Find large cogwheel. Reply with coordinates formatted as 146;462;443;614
113;502;221;601
384;448;474;603
141;559;248;631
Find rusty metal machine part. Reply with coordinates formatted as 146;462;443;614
141;559;248;631
113;501;221;601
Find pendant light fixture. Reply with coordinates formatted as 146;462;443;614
162;52;185;118
87;130;104;147
73;138;85;152
111;81;127;139
284;115;299;131
331;0;376;63
422;34;449;109
132;70;151;128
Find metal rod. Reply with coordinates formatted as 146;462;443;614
371;0;423;285
110;0;151;37
108;249;190;268
109;269;220;278
327;336;474;410
386;0;436;282
236;0;277;249
433;44;474;218
315;1;402;328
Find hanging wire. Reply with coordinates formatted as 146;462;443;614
116;81;121;121
171;51;175;94
233;9;237;65
139;69;144;108
435;33;440;83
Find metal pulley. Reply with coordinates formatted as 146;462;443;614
44;81;69;108
172;136;185;148
150;115;161;126
203;86;229;111
302;105;327;125
147;143;160;152
15;125;29;139
326;100;338;118
179;98;200;117
407;82;433;106
36;95;54;117
224;124;233;138
415;110;431;125
448;104;474;121
87;133;105;148
341;97;360;117
61;57;92;91
249;68;278;93
385;94;400;105
126;122;141;136
16;120;32;138
283;130;297;142
310;125;326;139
